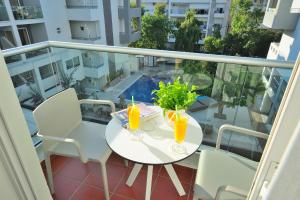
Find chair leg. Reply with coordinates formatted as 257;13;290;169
100;162;110;200
192;189;200;200
124;159;129;167
45;153;55;194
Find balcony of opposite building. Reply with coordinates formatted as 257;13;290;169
9;0;43;20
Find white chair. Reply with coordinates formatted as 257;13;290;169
33;88;115;200
193;124;269;200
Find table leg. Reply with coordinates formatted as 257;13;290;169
164;164;186;196
145;165;153;200
126;163;143;186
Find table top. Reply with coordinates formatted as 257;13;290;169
105;106;203;165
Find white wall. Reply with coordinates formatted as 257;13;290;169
40;0;72;41
269;17;300;62
69;21;100;39
110;0;121;46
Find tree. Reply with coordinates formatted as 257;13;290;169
174;10;202;52
203;36;223;54
212;24;222;39
224;0;282;57
153;3;166;15
128;3;171;49
211;64;266;119
58;65;79;89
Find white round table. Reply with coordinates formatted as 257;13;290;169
105;106;203;200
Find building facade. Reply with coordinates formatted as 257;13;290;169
260;0;299;131
0;0;142;101
141;0;231;44
0;0;141;146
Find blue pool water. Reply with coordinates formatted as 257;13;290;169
120;75;171;103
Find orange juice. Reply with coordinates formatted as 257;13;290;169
167;111;176;122
128;105;140;130
174;115;188;143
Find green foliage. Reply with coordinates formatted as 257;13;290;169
203;36;223;54
131;18;139;32
152;77;198;111
129;3;171;49
174;10;202;52
106;68;124;83
182;60;217;76
223;0;282;57
153;3;166;15
211;67;265;108
130;0;137;8
230;0;257;33
58;65;78;89
74;81;88;100
212;24;222;39
27;83;43;106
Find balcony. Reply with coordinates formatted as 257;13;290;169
66;0;98;8
0;5;9;21
69;21;101;42
1;41;295;199
262;0;298;30
267;42;280;60
170;8;188;16
291;0;300;13
11;5;43;20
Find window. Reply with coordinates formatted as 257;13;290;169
73;56;80;67
39;63;58;80
66;59;73;70
215;8;224;14
195;9;209;15
66;56;80;70
11;70;34;87
270;75;281;92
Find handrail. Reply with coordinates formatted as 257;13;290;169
2;41;295;68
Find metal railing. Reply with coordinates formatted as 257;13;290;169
170;8;187;15
1;41;295;161
2;41;294;68
66;0;98;8
71;36;101;41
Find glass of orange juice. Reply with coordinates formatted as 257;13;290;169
127;104;140;131
172;113;188;154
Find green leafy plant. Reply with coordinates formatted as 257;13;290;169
152;77;198;111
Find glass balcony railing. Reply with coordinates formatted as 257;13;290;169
11;5;43;20
2;41;294;159
66;0;98;8
71;35;101;41
170;8;187;15
0;6;9;21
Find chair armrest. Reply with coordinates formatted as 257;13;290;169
215;185;248;200
216;124;269;150
79;99;115;113
37;133;88;163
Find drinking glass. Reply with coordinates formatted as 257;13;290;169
128;104;140;131
127;104;142;140
172;114;188;154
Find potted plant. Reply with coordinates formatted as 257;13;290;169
152;77;198;124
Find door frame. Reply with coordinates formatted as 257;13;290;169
249;54;300;199
0;49;51;199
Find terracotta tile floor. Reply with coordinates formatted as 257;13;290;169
41;153;196;200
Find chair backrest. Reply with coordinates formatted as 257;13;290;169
33;88;82;138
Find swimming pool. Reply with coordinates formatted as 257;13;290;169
120;75;171;103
